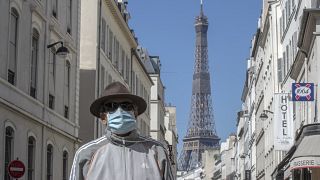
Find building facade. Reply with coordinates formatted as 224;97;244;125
201;148;220;180
0;0;81;179
276;0;320;179
220;135;236;180
79;0;153;144
165;105;179;178
136;47;166;139
234;0;320;180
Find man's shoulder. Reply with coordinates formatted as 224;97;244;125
138;135;167;149
76;136;109;156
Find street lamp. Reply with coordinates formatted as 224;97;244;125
259;110;274;121
47;41;69;58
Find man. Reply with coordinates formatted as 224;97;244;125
69;82;174;180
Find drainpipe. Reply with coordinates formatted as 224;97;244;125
95;0;102;138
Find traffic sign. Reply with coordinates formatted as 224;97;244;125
8;160;25;179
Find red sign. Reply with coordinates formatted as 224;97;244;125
8;160;25;178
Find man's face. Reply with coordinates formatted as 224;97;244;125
100;98;138;118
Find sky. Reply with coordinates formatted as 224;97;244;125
127;1;262;152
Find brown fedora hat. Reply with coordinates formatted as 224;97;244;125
90;81;147;117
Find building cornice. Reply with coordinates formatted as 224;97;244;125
104;0;137;47
251;29;261;58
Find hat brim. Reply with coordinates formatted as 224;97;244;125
90;93;147;118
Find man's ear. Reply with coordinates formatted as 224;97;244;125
100;112;107;125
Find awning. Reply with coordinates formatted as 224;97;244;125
290;134;320;169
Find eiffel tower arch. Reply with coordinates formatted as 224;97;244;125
178;2;220;171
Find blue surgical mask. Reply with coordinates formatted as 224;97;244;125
107;107;136;134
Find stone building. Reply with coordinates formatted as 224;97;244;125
137;47;166;142
79;0;153;143
236;0;320;179
0;0;81;179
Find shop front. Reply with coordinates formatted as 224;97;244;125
273;124;320;180
289;123;320;180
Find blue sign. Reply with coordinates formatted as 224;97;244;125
292;83;314;101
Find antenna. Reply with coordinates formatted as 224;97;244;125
200;0;204;16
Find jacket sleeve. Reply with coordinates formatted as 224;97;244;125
69;149;91;180
155;145;174;180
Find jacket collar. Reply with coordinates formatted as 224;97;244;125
105;129;142;146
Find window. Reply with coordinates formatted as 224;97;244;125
62;151;68;180
283;52;286;77
67;0;72;34
28;137;36;180
4;127;14;180
46;144;53;180
280;16;283;37
64;106;69;119
101;18;106;52
49;94;55;109
106;26;109;53
121;49;125;75
285;2;288;24
135;76;139;96
100;66;105;93
282;10;285;32
64;61;70;115
50;49;56;79
65;61;70;88
114;39;119;68
30;29;39;98
108;30;113;59
293;31;297;57
288;0;291;17
286;45;289;74
107;74;112;86
52;0;58;18
292;0;295;8
125;56;130;82
49;49;56;99
8;8;19;85
131;71;136;94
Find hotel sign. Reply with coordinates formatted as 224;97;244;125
292;83;314;101
274;93;294;151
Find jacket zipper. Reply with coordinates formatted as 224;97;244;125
123;139;127;180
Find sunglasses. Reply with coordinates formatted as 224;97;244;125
102;102;135;113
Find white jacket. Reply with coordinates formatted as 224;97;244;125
69;130;174;180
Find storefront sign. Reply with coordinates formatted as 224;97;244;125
291;157;320;169
274;93;294;150
292;83;314;101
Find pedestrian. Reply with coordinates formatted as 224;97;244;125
69;81;174;180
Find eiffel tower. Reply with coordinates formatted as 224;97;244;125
178;1;220;171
